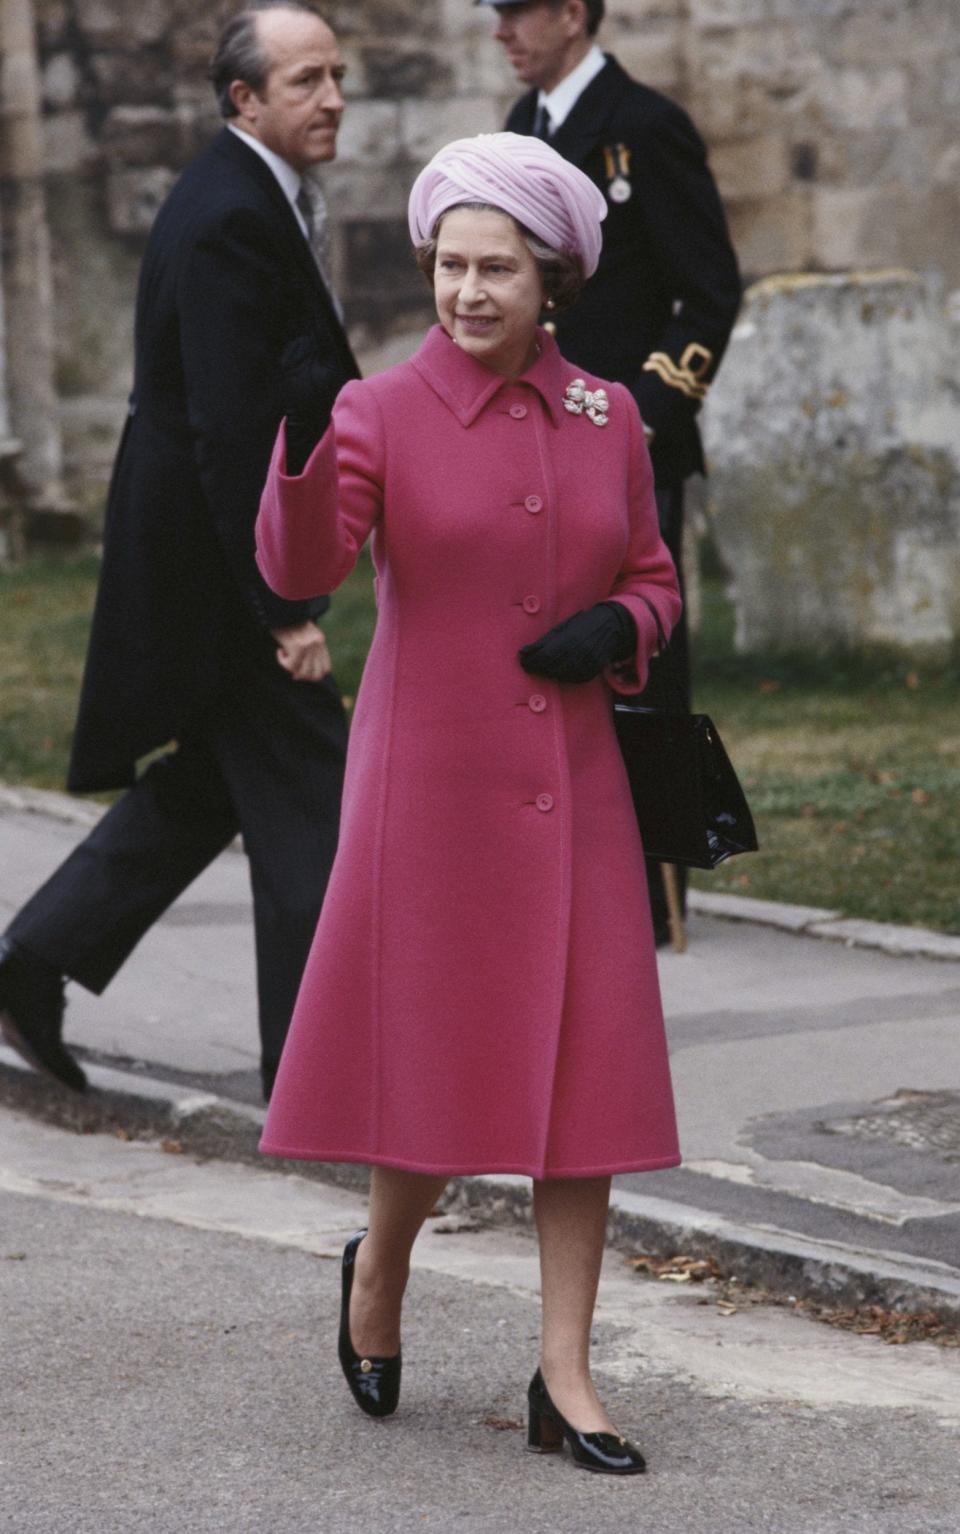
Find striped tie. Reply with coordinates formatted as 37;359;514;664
296;181;344;320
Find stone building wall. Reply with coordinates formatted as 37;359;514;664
703;271;960;657
25;0;960;500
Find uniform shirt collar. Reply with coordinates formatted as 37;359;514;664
538;45;606;133
227;124;308;235
411;324;569;428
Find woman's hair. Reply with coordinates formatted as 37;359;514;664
209;1;325;119
414;203;586;314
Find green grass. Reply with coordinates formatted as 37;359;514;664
2;550;958;934
0;556;101;789
689;576;960;934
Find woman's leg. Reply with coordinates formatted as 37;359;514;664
532;1175;617;1433
349;1166;449;1356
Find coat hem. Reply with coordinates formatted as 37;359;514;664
258;1141;682;1179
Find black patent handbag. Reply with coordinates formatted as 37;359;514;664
613;603;758;870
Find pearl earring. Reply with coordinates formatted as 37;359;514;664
544;298;556;311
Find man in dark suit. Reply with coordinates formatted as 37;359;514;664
483;0;741;939
0;2;357;1099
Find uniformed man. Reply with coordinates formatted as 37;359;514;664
481;0;741;940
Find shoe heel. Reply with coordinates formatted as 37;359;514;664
527;1404;563;1453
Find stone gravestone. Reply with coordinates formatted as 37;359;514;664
702;271;960;658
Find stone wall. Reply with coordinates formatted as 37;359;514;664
702;272;960;656
23;0;960;501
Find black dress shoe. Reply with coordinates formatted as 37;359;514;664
338;1230;401;1418
527;1368;646;1475
0;938;86;1093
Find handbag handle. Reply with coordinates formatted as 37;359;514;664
636;596;688;715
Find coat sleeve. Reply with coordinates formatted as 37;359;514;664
604;386;682;695
627;99;741;447
176;206;329;631
256;379;384;600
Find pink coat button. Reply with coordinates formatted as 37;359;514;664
536;793;555;813
524;495;543;513
522;595;542;614
528;694;547;713
509;404;528;420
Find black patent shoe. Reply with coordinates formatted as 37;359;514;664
338;1230;401;1418
0;938;86;1093
527;1368;646;1475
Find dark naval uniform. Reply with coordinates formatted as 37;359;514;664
506;54;741;930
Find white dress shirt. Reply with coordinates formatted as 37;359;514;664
538;45;606;135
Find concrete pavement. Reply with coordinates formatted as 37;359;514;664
2;1108;959;1534
2;788;960;1319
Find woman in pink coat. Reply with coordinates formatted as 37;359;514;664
256;134;682;1475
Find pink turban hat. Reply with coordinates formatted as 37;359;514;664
407;132;607;278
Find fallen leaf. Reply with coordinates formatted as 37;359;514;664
628;1252;722;1283
161;1139;184;1155
482;1416;523;1432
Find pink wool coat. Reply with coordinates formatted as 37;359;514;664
257;325;682;1179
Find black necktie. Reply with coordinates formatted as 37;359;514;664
532;101;552;141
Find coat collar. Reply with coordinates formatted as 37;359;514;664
209;127;359;382
410;324;570;428
541;55;633;169
210;129;323;291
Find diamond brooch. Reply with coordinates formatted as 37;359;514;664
563;378;610;427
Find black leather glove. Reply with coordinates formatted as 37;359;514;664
518;601;637;683
279;334;341;475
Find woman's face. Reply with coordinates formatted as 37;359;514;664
433;207;545;379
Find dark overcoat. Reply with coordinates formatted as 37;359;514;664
68;128;359;792
507;56;741;484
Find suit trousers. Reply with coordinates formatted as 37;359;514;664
7;637;347;1074
640;480;689;935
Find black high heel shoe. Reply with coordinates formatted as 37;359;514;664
527;1368;646;1475
338;1230;402;1418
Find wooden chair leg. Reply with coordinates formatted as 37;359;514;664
661;862;688;954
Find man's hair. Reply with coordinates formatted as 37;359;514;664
548;0;604;38
579;0;604;37
210;1;325;118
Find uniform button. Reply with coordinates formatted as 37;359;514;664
528;693;547;713
522;595;542;615
524;495;543;514
536;793;555;813
509;403;528;420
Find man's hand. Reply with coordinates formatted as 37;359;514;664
271;621;332;682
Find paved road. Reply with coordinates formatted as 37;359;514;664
3;797;959;1304
2;1108;959;1534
